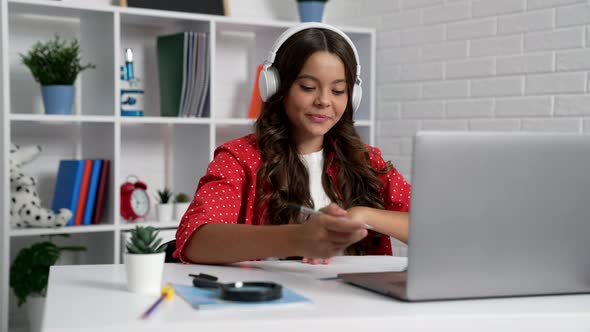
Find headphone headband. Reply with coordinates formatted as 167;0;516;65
264;22;362;85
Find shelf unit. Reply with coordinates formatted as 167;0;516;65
0;0;376;330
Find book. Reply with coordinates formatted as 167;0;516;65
157;32;186;117
91;159;110;225
172;283;311;310
248;64;263;119
73;160;93;226
51;160;85;226
81;160;102;225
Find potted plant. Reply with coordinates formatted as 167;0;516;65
155;187;173;222
10;240;85;332
296;0;329;22
20;35;95;115
174;192;191;221
125;225;167;295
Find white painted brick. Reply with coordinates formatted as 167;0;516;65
379;138;403;155
380;46;421;65
422;119;469;130
526;72;586;94
377;66;400;85
525;27;584;51
362;0;401;14
398;62;444;81
401;101;445;119
556;3;590;27
556;49;590;71
471;76;523;97
473;0;525;17
378;120;421;136
380;10;421;30
423;80;469;99
496;53;553;75
521;118;581;132
401;137;414;155
497;9;554;34
401;0;443;9
422;2;470;25
447;18;496;40
401;25;446;46
587;26;590;46
470;35;523;57
377;101;401;120
495;97;552;117
469;119;521;131
446;58;495;79
528;0;585;10
378;30;401;48
379;83;421;101
584;119;590;132
446;99;494;118
324;1;363;20
554;95;590;115
422;41;468;61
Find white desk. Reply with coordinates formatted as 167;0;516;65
43;257;590;332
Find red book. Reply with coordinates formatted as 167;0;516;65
247;64;263;119
74;160;93;226
91;160;110;225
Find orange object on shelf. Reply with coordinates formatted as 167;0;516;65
248;64;264;119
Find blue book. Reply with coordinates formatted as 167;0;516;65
51;160;85;226
172;283;311;310
82;160;102;225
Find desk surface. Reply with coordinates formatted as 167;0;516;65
44;257;590;332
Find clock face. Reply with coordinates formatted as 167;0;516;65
131;189;150;217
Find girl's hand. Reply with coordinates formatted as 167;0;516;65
296;203;368;259
301;257;330;265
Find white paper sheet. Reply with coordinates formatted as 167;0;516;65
236;256;407;280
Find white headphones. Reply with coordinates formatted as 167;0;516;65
258;22;363;112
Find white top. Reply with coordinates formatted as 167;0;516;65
300;150;332;210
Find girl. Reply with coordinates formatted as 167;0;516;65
174;23;411;264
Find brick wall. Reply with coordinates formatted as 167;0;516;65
325;0;590;182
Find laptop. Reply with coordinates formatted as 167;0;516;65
340;131;590;301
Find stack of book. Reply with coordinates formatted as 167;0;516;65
51;159;110;226
157;31;210;118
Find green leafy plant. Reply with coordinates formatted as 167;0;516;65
126;225;167;254
156;187;173;204
174;192;191;203
10;241;85;306
20;35;96;85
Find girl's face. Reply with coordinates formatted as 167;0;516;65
284;51;348;153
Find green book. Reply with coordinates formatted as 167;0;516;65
157;32;186;117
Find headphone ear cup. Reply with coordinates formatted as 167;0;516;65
351;83;362;113
259;66;280;102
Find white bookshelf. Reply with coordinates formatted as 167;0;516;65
0;0;375;330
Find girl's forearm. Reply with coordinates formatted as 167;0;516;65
182;223;303;264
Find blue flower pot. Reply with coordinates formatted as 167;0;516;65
298;1;325;22
41;85;75;115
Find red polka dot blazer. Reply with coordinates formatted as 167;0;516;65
174;134;411;262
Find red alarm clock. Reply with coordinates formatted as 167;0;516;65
120;175;150;221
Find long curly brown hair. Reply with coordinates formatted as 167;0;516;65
254;28;392;255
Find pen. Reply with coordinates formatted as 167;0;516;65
140;284;175;319
286;203;373;230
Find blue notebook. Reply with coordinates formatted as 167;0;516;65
172;283;311;310
82;160;102;225
51;160;85;226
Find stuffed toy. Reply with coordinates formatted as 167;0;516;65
10;143;72;228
